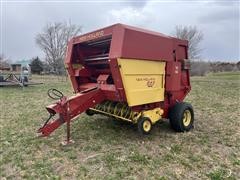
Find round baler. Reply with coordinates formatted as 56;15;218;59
38;24;194;144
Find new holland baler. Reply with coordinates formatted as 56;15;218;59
38;24;194;144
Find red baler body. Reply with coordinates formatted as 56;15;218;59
38;24;191;141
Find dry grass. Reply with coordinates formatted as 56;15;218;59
0;72;240;179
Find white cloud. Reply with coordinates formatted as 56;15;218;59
109;7;146;24
105;1;239;60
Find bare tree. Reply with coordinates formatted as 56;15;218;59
36;22;81;74
173;25;203;59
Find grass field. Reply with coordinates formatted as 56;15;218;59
0;72;240;179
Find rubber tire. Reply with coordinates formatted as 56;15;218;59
137;117;152;135
85;109;95;116
169;102;194;132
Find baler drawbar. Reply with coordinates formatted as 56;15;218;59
38;24;194;144
38;88;104;143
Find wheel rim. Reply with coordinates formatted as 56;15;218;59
143;120;151;132
183;109;192;127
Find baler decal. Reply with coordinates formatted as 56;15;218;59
136;77;156;87
78;30;104;42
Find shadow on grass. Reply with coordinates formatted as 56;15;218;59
62;115;175;148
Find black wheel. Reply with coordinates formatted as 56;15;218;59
85;109;95;116
169;102;194;132
137;117;152;135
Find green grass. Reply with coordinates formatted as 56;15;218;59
201;71;240;81
0;72;240;179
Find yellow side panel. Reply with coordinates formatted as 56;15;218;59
118;58;166;106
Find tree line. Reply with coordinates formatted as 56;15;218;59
29;56;240;76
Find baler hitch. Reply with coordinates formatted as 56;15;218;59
38;89;64;131
38;88;73;145
38;113;55;132
37;88;104;145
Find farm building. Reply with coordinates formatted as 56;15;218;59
10;60;31;72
